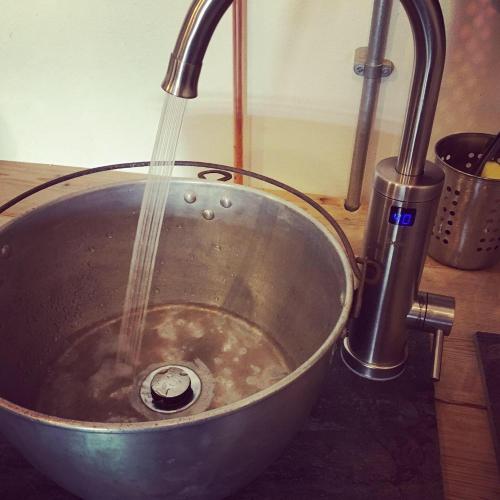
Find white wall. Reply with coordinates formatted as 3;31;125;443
1;0;499;198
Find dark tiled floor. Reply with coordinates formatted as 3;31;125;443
0;334;442;500
475;331;500;472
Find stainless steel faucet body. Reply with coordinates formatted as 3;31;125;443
163;0;453;380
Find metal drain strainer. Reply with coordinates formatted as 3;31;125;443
142;365;201;413
132;359;215;418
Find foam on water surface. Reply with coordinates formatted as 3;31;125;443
36;304;292;423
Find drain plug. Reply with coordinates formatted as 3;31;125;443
139;364;202;414
150;367;193;411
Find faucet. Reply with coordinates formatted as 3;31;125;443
162;0;455;381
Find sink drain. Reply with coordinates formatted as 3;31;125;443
140;364;202;414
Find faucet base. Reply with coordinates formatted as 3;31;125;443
340;337;407;381
344;158;443;381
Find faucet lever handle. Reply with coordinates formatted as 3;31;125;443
407;291;455;381
431;328;445;381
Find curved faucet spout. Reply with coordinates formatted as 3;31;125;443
163;0;448;382
162;0;233;99
397;0;445;176
163;0;445;178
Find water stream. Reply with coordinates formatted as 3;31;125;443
116;94;187;368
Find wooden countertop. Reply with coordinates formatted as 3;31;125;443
1;160;499;499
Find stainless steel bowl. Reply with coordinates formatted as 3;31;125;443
0;179;353;499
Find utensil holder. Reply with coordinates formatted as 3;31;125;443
429;133;500;270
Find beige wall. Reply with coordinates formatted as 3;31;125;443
0;0;498;199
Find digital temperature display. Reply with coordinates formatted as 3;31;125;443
388;206;416;226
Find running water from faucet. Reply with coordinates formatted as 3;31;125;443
116;94;187;367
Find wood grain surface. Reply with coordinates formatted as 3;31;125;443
0;160;499;499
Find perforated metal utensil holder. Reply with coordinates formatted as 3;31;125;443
429;133;500;270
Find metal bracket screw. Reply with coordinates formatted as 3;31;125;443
353;47;394;78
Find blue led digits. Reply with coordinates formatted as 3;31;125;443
388;207;416;227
